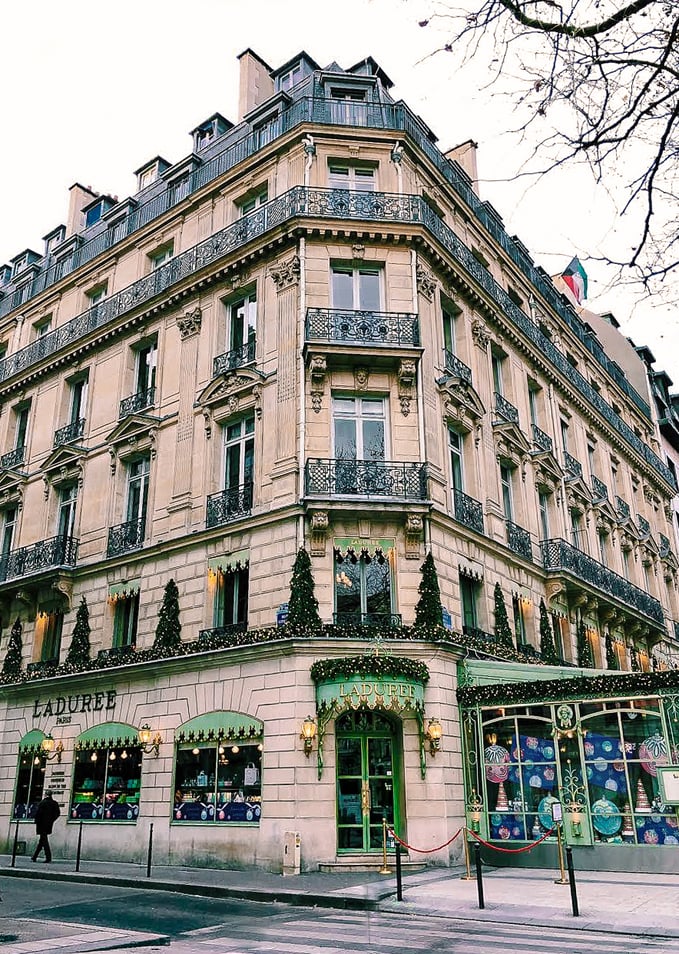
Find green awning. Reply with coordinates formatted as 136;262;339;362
208;550;250;574
176;710;263;743
108;579;141;599
19;729;47;753
334;538;394;558
75;721;139;750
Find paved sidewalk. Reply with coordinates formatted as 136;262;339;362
2;854;679;940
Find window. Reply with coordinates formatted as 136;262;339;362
330;88;368;124
239;187;268;216
39;611;63;663
87;285;107;311
33;316;52;339
139;167;157;190
538;492;550;540
135;343;157;400
500;465;513;520
622;548;631;580
598;530;608;564
328;165;375;192
442;302;461;364
331;265;381;312
170;176;190;204
113;592;140;649
588;443;596;478
508;286;523;308
491;353;504;396
560;419;570;453
126;457;150;539
214;566;249;629
279;63;303;91
84;200;106;229
149;243;173;270
71;744;142;821
333;397;386;463
227;292;257;359
460;575;479;631
69;375;88;425
570;510;583;548
13;405;29;454
551;614;565;660
58;485;78;539
14;749;46;820
173;742;262;824
449;429;464;494
334;549;392;624
512;596;527;646
224;416;255;496
528;383;540;427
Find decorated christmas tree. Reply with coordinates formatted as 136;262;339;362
604;629;617;670
577;619;594;668
538;598;558;665
414;551;444;629
66;596;91;667
153;579;182;651
493;582;513;648
1;618;23;677
287;547;322;631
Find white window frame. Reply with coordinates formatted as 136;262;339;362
332;396;387;462
331;264;383;312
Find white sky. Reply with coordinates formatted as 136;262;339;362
1;0;677;379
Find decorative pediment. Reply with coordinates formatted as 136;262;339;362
565;475;593;510
532;452;564;493
438;377;485;444
106;414;158;472
493;420;530;469
197;368;265;437
0;468;26;507
593;499;618;530
41;444;86;488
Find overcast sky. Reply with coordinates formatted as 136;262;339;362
2;0;676;377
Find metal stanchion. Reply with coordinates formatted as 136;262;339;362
146;822;154;878
75;820;83;872
10;820;20;868
461;828;475;880
473;841;485;909
565;846;579;917
395;841;403;901
554;822;568;885
379;818;390;874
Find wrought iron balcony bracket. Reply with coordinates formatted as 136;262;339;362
494;392;519;425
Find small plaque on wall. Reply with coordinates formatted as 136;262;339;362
656;766;679;806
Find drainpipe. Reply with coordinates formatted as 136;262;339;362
303;135;316;188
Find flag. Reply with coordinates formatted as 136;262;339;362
561;257;588;304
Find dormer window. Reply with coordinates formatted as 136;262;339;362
0;265;11;286
43;226;66;257
83;196;115;229
191;114;233;152
279;63;303;92
11;250;41;278
135;156;170;192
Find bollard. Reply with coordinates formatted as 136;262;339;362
379;818;390;875
75;820;83;872
10;820;20;868
146;822;154;878
473;841;485;910
460;829;475;881
395;841;403;901
565;846;579;917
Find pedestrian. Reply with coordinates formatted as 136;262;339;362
31;789;60;863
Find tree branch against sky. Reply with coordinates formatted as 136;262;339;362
417;0;679;295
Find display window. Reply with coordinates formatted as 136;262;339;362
14;751;46;820
70;746;142;821
173;742;262;823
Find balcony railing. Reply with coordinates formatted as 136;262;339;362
453;489;484;535
506;520;533;560
443;350;472;385
119;387;155;419
541;537;664;625
305;308;420;347
616;496;631;521
462;625;496;643
305;459;428;500
206;482;253;529
333;612;403;628
660;533;673;558
563;452;583;479
213;339;256;376
531;424;553;453
198;622;248;642
637;514;651;537
107;518;145;557
1;446;25;470
0;534;78;583
54;418;85;447
591;475;608;501
494;392;519;425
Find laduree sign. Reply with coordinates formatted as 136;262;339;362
316;676;425;714
33;690;117;720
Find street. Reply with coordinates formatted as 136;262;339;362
2;877;679;954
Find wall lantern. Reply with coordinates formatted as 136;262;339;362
138;724;162;757
41;734;63;762
425;718;443;755
300;716;317;757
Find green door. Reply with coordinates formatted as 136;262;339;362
336;711;400;852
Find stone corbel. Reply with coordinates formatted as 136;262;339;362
545;579;564;609
471;318;490;351
269;255;301;292
416;263;437;302
309;510;329;557
398;359;417;418
53;576;74;610
253;384;262;420
404;512;424;559
309;354;327;414
109;448;117;475
202;408;213;439
176;306;202;339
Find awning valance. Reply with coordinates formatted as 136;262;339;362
75;722;139;750
208;550;250;574
176;710;263;743
459;560;483;581
108;579;141;600
19;729;47;754
334;538;394;561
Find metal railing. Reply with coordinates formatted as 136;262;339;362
506;520;533;560
462;625;496;643
564;452;583;479
637;514;651;537
198;622;248;642
453;488;484;535
443;350;473;385
54;418;85;447
305;308;420;347
305;458;428;499
660;533;673;558
531;423;553;453
206;482;253;529
616;496;631;521
106;518;145;557
213;339;256;376
119;387;155;418
494;392;519;425
591;475;608;501
541;537;664;625
0;534;78;583
333;612;403;628
1;446;25;470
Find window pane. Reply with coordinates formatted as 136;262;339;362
358;270;380;311
335;558;361;615
365;560;391;615
362;420;384;460
174;743;262;824
332;269;354;310
14;753;46;819
335;419;357;460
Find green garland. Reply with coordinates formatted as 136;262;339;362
310;654;430;684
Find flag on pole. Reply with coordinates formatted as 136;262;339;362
561;257;588;304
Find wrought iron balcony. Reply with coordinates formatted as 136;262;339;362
213;339;256;376
541;538;664;625
443;350;472;385
54;418;85;447
0;534;78;583
637;514;651;537
97;644;136;664
119;387;155;419
462;625;496;643
1;445;25;470
333;612;403;628
506;520;533;560
660;533;673;558
531;424;553;453
494;392;519;425
305;459;428;500
198;622;248;642
563;452;583;479
305;308;420;347
591;475;608;501
206;482;253;529
453;489;484;535
616;496;630;521
106;518;145;557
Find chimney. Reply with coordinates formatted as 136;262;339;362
237;48;274;122
66;183;99;237
445;140;479;196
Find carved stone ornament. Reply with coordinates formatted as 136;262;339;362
310;510;329;557
176;306;202;339
471;318;491;351
545;579;565;607
52;576;74;610
398;358;417;417
354;367;369;392
404;512;424;559
309;354;327;414
416;263;437;302
252;384;262;420
269;255;301;291
352;244;366;260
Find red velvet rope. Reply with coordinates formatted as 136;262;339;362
468;826;556;854
386;826;463;853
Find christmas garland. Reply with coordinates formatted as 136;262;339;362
310;654;430;684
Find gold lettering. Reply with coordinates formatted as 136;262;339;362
388;685;399;696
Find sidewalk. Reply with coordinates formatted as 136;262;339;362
2;854;679;939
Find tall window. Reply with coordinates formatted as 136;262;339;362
40;611;63;663
1;507;17;559
334;550;392;624
588;443;596;478
239;188;268;216
491;353;504;396
460;575;479;631
442;303;462;367
622;548;631;580
87;285;107;310
328;164;375;191
598;530;608;564
449;429;464;494
500;465;513;520
538;492;550;540
71;743;142;821
14;750;46;820
135;343;157;399
570;509;583;549
528;384;540;427
512;596;527;646
331;266;381;312
14;405;29;452
215;566;249;628
126;457;150;539
69;376;88;425
560;419;570;453
114;593;139;649
58;485;77;539
224;416;255;495
149;243;174;270
228;293;257;357
333;397;385;462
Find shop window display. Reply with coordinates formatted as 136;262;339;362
70;747;142;821
173;742;262;823
13;752;46;819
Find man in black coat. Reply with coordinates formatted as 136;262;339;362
31;790;60;863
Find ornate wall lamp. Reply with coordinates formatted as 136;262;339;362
138;724;162;757
425;718;443;755
300;716;317;757
41;734;63;762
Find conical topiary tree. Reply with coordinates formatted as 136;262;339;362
66;596;91;667
2;618;23;678
538;598;558;665
493;583;513;648
605;629;617;670
287;547;322;630
414;552;444;629
577;618;594;668
154;579;182;651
